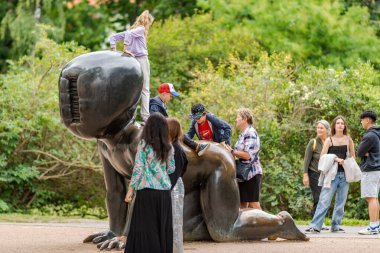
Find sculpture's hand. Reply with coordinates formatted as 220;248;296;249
83;230;116;244
97;236;126;251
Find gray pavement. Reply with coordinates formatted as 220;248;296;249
1;222;380;253
298;225;380;239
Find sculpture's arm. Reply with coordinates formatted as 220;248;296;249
100;142;128;236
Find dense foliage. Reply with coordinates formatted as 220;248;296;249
172;54;379;218
0;29;104;216
1;0;380;219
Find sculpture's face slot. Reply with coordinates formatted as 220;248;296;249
69;78;80;123
58;51;143;140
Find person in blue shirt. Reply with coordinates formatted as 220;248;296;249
149;83;179;117
185;103;231;152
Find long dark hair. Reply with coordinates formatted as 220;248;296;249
141;113;171;161
167;117;183;143
331;115;348;136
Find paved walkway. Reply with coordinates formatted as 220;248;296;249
1;222;380;253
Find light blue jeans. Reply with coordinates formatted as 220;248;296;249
309;172;350;231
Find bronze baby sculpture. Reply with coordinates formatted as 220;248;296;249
58;51;308;250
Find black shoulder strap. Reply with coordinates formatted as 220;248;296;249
330;137;333;146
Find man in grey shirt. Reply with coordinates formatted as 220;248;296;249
357;110;380;235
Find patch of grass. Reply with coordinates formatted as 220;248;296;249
296;218;368;226
0;213;107;223
295;220;310;225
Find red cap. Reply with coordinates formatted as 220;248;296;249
158;83;179;96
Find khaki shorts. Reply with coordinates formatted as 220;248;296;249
361;171;380;198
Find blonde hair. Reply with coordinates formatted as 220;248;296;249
129;10;154;38
237;108;253;125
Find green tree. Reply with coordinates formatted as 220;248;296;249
0;27;104;212
64;1;110;51
199;0;380;68
148;13;262;92
0;0;65;72
343;0;380;31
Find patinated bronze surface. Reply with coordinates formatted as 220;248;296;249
59;51;308;250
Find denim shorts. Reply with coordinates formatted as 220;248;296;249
361;171;380;198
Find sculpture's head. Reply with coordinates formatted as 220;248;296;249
58;51;143;140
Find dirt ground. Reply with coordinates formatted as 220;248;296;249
1;222;380;253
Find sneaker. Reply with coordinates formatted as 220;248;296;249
196;143;210;156
358;226;379;235
305;227;320;234
331;227;345;233
321;225;329;231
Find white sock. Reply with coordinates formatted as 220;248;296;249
370;221;379;228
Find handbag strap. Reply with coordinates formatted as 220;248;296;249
346;136;351;158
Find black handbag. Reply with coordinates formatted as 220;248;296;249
236;160;252;181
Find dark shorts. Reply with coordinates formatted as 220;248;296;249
238;174;262;202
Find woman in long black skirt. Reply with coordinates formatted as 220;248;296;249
125;113;174;253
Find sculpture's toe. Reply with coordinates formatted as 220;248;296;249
276;211;310;241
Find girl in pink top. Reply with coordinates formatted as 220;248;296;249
109;10;154;122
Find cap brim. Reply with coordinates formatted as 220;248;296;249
191;113;204;119
170;91;180;97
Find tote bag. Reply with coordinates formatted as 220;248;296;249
343;138;361;182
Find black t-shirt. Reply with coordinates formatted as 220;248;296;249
169;141;188;189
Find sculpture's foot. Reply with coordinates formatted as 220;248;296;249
274;211;309;241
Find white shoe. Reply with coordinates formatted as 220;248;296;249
358;226;379;235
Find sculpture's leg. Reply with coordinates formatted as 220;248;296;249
201;169;308;241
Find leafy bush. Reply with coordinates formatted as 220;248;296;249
201;0;380;68
29;204;107;218
0;27;105;212
148;13;262;91
173;53;379;218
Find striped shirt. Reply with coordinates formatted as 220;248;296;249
234;125;262;178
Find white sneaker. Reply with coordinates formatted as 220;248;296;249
358;226;379;235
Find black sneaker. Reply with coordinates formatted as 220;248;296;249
196;143;210;156
321;225;329;231
331;227;345;233
305;227;320;234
